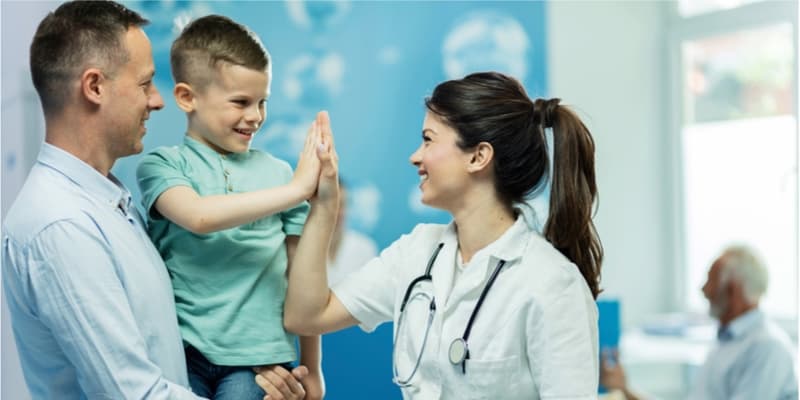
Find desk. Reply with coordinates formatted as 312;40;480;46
618;325;715;399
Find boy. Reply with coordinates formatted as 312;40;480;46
137;15;325;400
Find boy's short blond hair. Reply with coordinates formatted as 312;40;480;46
170;14;269;91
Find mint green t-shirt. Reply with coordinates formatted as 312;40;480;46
136;136;308;366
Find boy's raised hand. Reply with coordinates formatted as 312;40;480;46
291;118;323;199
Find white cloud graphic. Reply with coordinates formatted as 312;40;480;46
442;12;530;82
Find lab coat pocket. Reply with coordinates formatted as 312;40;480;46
465;355;521;399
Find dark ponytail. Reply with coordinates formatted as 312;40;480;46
426;72;603;298
535;99;603;299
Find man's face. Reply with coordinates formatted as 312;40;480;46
702;256;729;318
105;27;163;159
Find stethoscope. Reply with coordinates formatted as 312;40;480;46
392;242;507;387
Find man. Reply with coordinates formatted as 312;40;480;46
601;245;797;400
4;2;196;398
4;3;314;398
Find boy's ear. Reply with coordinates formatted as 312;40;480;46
173;83;196;112
466;141;494;173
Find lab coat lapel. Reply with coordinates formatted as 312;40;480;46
431;222;459;312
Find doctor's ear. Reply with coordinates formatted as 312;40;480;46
466;142;494;173
173;83;197;112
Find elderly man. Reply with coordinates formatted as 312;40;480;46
601;245;797;400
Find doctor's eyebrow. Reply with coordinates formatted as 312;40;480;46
422;128;438;137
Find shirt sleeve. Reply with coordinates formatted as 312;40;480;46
527;268;599;399
332;227;422;332
19;220;203;399
136;148;191;219
281;201;309;236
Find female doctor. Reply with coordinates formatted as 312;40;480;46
278;72;603;399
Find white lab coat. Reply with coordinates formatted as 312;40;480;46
333;217;599;399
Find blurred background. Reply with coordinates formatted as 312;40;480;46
2;0;797;399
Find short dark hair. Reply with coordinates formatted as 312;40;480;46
170;15;270;91
29;0;148;114
426;72;603;298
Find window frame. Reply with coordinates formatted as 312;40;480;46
667;0;799;322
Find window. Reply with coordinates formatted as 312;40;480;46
673;2;798;321
678;0;767;18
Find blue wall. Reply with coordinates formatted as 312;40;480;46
116;1;548;398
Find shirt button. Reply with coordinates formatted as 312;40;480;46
223;169;230;176
227;184;233;191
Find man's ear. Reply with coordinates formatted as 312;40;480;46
80;68;105;106
173;83;196;112
728;278;744;301
466;141;494;173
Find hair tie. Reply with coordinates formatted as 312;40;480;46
533;98;560;128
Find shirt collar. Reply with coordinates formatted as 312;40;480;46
183;135;246;161
442;216;529;265
38;143;132;212
718;308;763;342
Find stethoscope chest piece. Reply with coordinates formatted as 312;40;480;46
448;338;468;364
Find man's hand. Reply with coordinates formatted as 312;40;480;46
254;364;307;400
600;348;626;390
601;349;642;400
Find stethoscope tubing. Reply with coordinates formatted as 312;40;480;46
392;241;507;384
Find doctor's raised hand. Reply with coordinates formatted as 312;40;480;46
313;110;340;211
282;72;603;399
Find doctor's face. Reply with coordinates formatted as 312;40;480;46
409;112;472;211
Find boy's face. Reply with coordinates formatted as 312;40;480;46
186;63;270;154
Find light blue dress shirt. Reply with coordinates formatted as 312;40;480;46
689;309;798;400
2;144;203;399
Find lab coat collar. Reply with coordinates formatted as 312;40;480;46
431;217;530;308
443;216;529;265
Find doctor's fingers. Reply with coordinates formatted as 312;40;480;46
256;367;306;400
301;121;322;158
316;111;337;155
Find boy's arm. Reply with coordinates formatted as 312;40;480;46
153;121;322;235
286;235;325;400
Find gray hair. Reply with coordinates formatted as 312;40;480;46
718;245;769;304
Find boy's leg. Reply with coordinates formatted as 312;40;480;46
185;345;214;398
215;367;265;400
